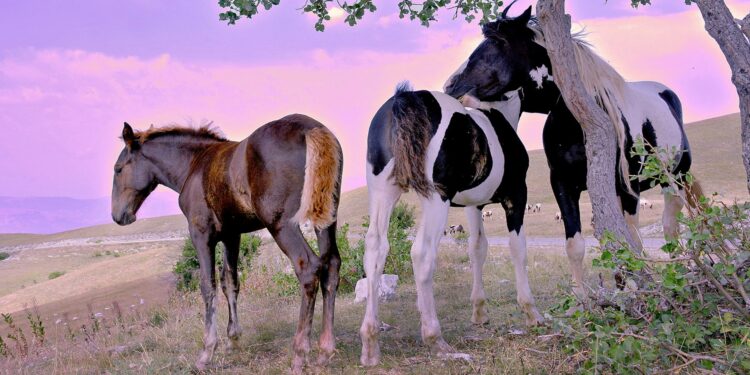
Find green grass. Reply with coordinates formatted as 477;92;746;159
47;271;65;280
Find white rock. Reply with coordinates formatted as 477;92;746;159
354;274;399;303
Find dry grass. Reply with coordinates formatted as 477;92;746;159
1;241;593;374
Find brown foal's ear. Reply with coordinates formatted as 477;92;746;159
122;122;139;150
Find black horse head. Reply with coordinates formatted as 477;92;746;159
444;4;553;108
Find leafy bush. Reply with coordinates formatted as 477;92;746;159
174;234;262;292
551;139;750;373
0;252;9;261
382;202;415;277
271;272;298;297
47;271;65;280
336;223;365;293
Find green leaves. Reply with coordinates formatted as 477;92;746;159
218;0;505;30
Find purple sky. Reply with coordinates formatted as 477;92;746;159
0;0;748;203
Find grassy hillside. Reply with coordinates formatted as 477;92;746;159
337;113;748;238
0;113;745;374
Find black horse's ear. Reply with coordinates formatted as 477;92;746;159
122;122;139;150
516;5;532;25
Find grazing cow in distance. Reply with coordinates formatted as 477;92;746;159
639;198;653;209
526;204;532;213
532;203;542;213
482;210;493;221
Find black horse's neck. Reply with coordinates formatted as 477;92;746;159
142;136;225;193
519;78;560;114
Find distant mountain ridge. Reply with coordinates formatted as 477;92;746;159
0;191;180;234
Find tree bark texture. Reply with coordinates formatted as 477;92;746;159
536;0;637;250
695;0;750;195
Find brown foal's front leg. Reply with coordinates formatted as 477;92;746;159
315;223;341;366
272;225;321;375
192;229;219;371
220;234;242;352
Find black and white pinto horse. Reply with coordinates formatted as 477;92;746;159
360;83;543;366
444;5;702;296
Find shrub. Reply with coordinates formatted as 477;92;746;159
173;238;200;292
47;271;65;280
0;252;9;261
336;223;365;293
174;234;262;292
382;202;415;277
271;272;298;297
551;139;750;373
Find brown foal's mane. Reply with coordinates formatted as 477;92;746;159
134;124;227;143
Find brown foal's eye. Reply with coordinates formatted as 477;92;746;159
115;166;123;174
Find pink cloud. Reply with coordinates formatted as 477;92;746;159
1;1;748;201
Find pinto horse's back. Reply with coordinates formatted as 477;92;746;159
247;114;342;230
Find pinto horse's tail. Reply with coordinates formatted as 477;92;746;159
390;82;434;197
293;126;343;230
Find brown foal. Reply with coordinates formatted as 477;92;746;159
110;114;343;373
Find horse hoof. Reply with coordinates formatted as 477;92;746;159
317;351;334;366
194;359;210;372
525;310;545;327
360;333;381;366
471;311;490;325
291;355;306;375
428;337;456;355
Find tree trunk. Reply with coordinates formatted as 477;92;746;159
694;0;750;195
535;0;637;250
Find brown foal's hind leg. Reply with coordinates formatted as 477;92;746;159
192;230;219;371
315;223;341;366
221;234;242;352
271;224;322;375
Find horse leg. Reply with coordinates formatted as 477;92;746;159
192;229;219;371
551;175;586;298
315;222;341;366
271;224;321;374
412;193;452;354
360;165;401;367
618;183;643;252
662;189;685;240
500;194;543;326
220;234;242;352
465;206;489;325
622;195;643;251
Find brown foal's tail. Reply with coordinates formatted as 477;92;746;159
390;82;434;197
685;175;704;209
293;126;343;231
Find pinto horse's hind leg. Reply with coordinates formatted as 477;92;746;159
360;163;402;366
550;175;587;299
271;224;322;374
412;193;453;354
663;189;685;240
220;234;242;352
315;222;341;366
465;206;489;325
191;229;219;371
